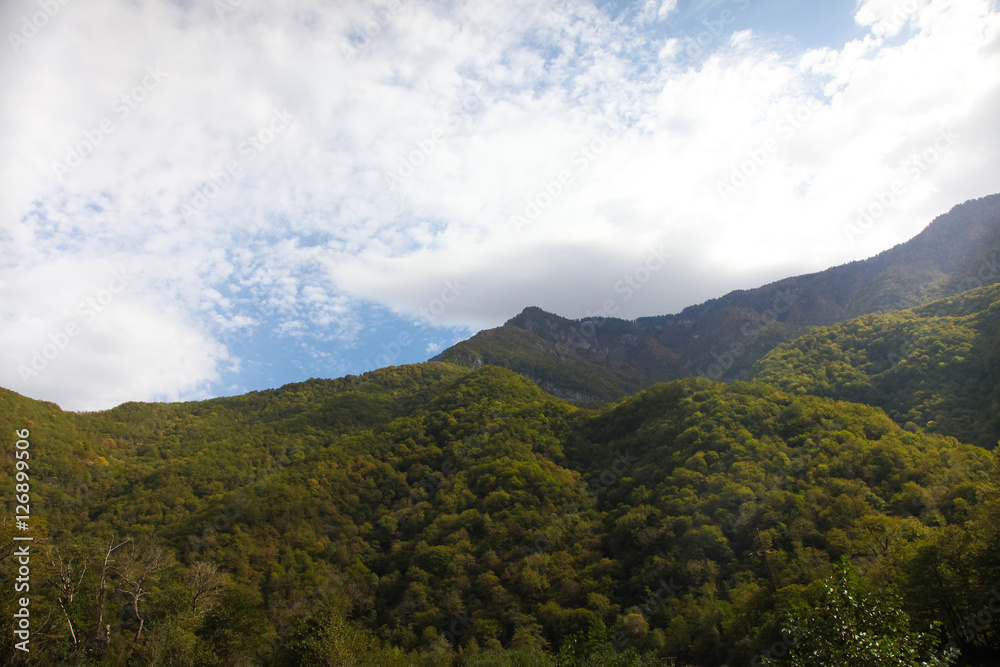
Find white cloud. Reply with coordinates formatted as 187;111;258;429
1;0;998;409
855;0;928;38
640;0;680;23
0;256;228;410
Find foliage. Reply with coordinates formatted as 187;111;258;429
2;361;999;664
752;283;1000;448
765;557;959;666
553;621;658;666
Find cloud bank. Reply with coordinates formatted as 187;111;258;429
2;0;998;409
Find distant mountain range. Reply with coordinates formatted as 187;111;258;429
433;193;1000;403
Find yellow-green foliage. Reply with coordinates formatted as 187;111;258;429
1;365;998;665
752;284;1000;448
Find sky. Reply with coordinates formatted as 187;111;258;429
1;0;998;411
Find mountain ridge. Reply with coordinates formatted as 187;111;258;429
433;193;1000;401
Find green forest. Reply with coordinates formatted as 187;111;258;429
752;283;1000;449
2;348;999;664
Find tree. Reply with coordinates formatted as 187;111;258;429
94;534;132;651
766;557;959;666
198;587;268;664
188;561;223;619
554;621;657;667
284;602;411;667
117;541;174;641
46;545;89;649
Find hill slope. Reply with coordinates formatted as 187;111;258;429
751;282;1000;448
2;366;999;664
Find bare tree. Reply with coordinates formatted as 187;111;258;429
46;546;88;648
116;541;173;641
94;534;131;649
188;561;223;618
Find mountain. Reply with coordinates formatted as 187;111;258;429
751;282;1000;448
5;194;1000;666
433;194;1000;402
2;365;998;665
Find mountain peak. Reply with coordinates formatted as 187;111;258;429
434;193;1000;402
504;306;574;332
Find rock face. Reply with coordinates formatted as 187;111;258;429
434;194;1000;401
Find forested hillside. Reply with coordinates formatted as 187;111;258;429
752;283;1000;449
2;365;999;665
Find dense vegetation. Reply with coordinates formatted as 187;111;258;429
752;283;1000;448
3;363;999;665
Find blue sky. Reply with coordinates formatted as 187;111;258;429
2;0;999;410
